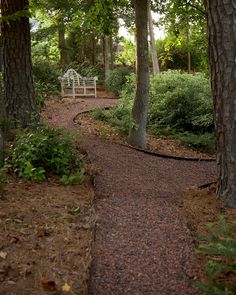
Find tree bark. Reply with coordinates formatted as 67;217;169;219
91;34;97;66
148;0;160;75
128;0;149;148
187;22;191;74
0;78;5;164
104;35;110;81
205;0;236;208
58;20;69;65
2;0;37;128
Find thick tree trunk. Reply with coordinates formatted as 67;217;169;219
148;0;160;75
2;0;37;128
205;0;236;208
128;0;149;148
104;35;110;81
58;20;69;65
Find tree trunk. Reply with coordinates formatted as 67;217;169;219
148;0;160;75
205;0;236;208
104;35;110;81
2;0;37;128
0;78;5;164
187;22;191;74
91;35;96;66
109;36;114;69
58;20;69;65
128;0;149;148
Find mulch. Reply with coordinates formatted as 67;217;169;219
43;94;216;295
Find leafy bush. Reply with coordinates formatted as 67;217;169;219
10;126;82;181
33;60;62;107
174;132;215;154
197;217;236;295
107;106;132;136
92;108;108;121
117;71;213;134
105;66;133;96
148;71;213;134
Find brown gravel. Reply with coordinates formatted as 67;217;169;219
43;95;216;295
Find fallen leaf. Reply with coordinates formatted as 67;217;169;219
62;282;71;292
40;279;56;290
0;251;7;259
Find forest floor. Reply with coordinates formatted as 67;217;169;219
0;89;235;295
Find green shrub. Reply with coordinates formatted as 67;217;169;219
107;105;132;136
106;66;133;96
174;132;215;154
68;62;105;85
33;60;61;91
148;71;213;134
197;217;236;295
117;71;213;134
10;126;82;181
33;60;62;107
92;108;108;121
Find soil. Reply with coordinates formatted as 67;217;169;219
0;176;95;295
182;185;236;236
0;90;235;295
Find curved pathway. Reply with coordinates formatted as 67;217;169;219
43;97;216;295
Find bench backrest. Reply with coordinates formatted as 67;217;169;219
65;69;81;86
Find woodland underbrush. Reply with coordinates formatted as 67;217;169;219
94;70;215;153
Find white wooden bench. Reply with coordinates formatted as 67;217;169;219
58;69;98;98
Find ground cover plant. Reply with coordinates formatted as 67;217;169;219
197;217;236;295
9;126;84;183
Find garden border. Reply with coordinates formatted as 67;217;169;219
73;108;216;163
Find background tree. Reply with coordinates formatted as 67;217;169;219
128;0;149;148
205;0;236;208
0;79;5;164
154;0;206;73
2;0;37;127
148;0;160;74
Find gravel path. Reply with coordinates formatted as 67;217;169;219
43;97;216;295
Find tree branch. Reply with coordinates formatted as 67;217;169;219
186;0;206;16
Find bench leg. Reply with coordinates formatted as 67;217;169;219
72;81;75;98
61;81;64;97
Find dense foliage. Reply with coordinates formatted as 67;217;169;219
105;66;133;95
148;71;213;133
94;71;214;152
10;126;83;181
32;60;62;107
